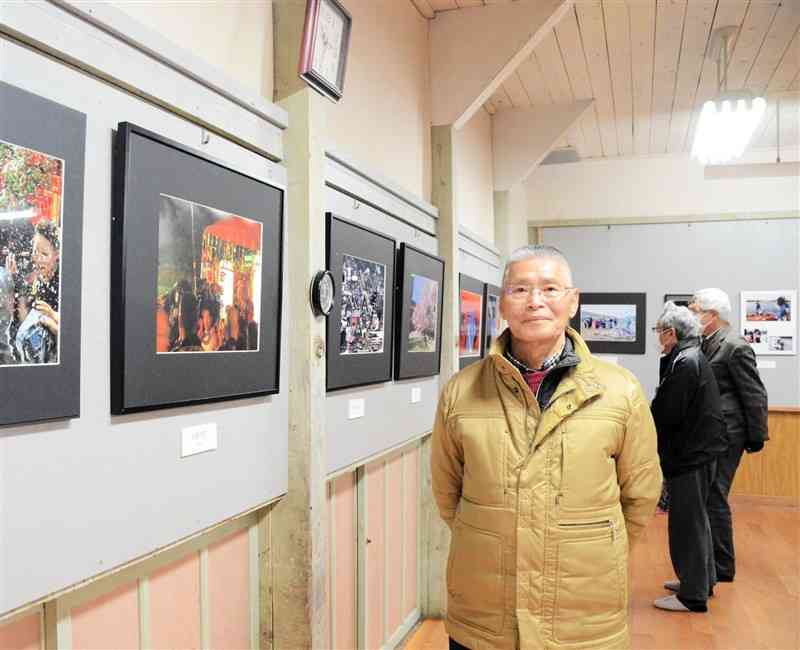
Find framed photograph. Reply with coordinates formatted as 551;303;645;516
483;283;502;355
459;274;484;369
664;293;693;308
394;243;445;380
327;213;395;391
570;292;646;355
298;0;352;101
111;123;284;414
0;82;85;425
740;290;795;356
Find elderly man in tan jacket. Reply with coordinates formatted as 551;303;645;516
432;245;661;650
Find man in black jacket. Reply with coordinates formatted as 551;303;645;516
651;303;727;613
690;288;769;582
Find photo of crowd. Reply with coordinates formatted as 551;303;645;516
580;305;637;342
156;194;262;354
408;273;439;353
0;139;64;367
485;294;501;351
339;254;386;355
743;328;768;344
459;289;482;357
745;296;791;322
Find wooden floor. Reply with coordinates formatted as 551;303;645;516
403;497;799;650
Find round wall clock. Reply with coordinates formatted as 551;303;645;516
310;270;335;316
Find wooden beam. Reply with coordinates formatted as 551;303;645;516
493;100;593;190
408;0;435;20
430;0;572;128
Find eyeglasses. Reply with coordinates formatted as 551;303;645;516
503;284;574;302
651;326;674;334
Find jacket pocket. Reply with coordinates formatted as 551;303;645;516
446;519;505;635
553;520;625;644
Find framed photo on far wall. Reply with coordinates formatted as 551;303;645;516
327;213;396;391
571;292;646;355
459;274;484;369
0;82;86;426
483;283;503;354
740;290;795;356
664;293;693;308
298;0;352;101
394;243;445;380
111;123;284;414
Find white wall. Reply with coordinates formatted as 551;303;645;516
109;0;273;98
326;0;432;201
456;109;495;243
527;150;800;223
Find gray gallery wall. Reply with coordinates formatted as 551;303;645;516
543;218;800;406
0;36;289;613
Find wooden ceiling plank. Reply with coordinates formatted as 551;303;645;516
428;0;459;11
603;0;634;155
408;0;436;20
767;29;800;93
517;53;553;105
576;0;619;156
556;6;603;158
454;0;484;8
503;72;532;107
667;0;716;153
747;4;800;94
684;1;749;152
490;86;514;112
725;0;781;91
628;0;656;156
535;31;575;104
650;0;687;155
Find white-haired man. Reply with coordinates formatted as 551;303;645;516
689;288;768;584
431;244;661;650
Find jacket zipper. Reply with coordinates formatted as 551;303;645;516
557;519;618;541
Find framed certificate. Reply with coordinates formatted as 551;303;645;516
298;0;352;101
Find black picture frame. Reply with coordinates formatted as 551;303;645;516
571;292;647;355
326;213;396;391
393;243;445;380
483;283;502;355
111;123;284;414
0;82;85;426
459;274;485;369
664;293;694;308
298;0;353;101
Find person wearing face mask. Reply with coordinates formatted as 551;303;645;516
650;303;727;612
689;288;768;584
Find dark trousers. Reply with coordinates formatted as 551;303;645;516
666;461;717;609
707;442;745;580
449;638;470;650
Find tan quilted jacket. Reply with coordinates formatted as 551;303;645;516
431;328;661;650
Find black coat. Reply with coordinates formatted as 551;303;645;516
651;337;728;478
702;326;769;448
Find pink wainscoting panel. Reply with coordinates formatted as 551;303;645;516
149;553;201;650
0;612;41;650
327;481;333;650
404;446;419;616
334;472;357;650
71;582;139;650
208;529;250;650
386;453;404;636
365;460;386;650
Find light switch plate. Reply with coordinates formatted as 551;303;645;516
181;423;218;458
348;398;365;419
411;387;421;403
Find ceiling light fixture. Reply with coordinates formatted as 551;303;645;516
691;26;767;165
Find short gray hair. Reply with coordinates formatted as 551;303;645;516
503;244;573;285
692;288;732;321
657;302;702;340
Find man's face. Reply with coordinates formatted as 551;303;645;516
688;302;715;335
499;257;578;345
